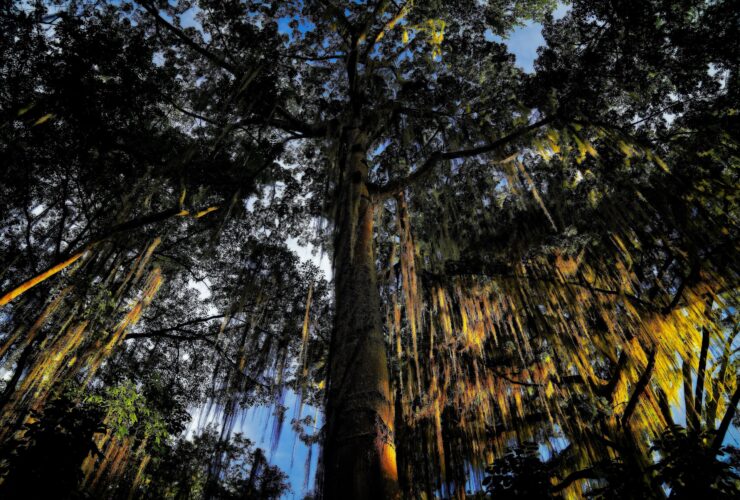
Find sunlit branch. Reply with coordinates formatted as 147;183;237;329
0;205;219;307
0;251;85;307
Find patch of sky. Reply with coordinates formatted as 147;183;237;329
186;391;320;498
486;3;570;73
287;237;332;279
277;16;316;37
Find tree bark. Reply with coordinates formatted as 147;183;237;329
694;297;713;420
322;127;400;499
682;357;700;432
711;376;740;452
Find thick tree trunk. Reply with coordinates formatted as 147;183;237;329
322;128;400;499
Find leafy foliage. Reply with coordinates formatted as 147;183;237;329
651;426;740;498
483;443;555;499
141;428;290;500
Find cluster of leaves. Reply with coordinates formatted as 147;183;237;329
479;427;740;499
84;381;169;445
482;443;554;499
140;427;290;500
651;426;740;498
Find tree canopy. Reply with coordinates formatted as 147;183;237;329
0;1;738;499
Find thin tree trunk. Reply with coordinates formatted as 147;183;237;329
621;349;656;428
706;325;738;429
682;357;700;431
322;128;400;499
711;377;740;452
694;298;713;420
0;342;35;411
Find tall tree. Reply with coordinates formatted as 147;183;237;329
1;1;737;498
128;2;563;497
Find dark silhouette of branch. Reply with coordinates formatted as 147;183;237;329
683;356;700;431
711;377;740;452
141;1;239;76
601;351;628;403
707;324;739;428
491;371;542;387
362;1;410;63
125;314;226;339
551;467;598;492
169;98;326;138
656;388;675;427
279;52;345;61
369;116;554;198
621;349;656;428
694;301;712;418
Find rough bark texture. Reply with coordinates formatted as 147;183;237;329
322;127;400;499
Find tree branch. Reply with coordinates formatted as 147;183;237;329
125;314;226;339
369;116;554;199
662;261;699;314
600;351;628;403
683;356;700;431
694;299;712;419
279;52;345;61
125;329;216;342
711;376;740;452
707;324;739;428
141;2;240;76
551;467;598;493
317;0;354;39
0;205;219;307
423;259;660;313
362;0;409;63
621;349;656;428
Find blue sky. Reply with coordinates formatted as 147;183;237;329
236;391;320;498
489;3;570;73
497;20;550;73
